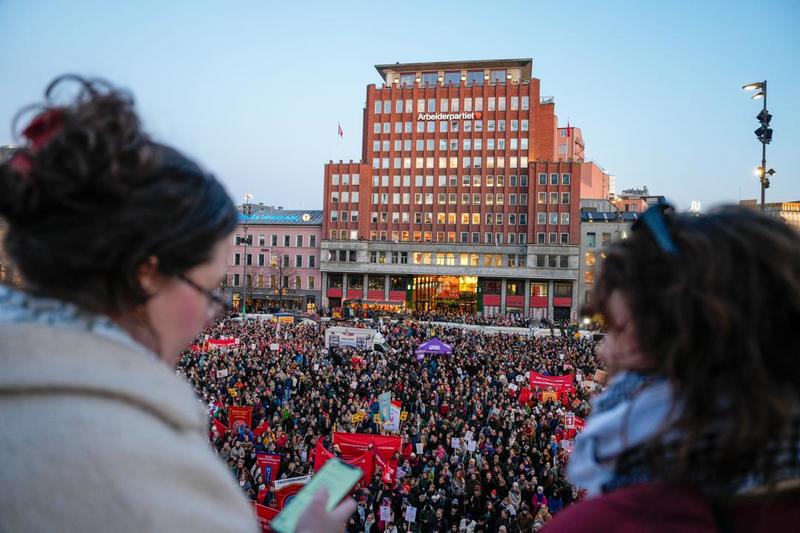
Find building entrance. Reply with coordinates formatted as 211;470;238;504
411;275;478;313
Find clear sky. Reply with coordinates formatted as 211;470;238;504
1;0;798;210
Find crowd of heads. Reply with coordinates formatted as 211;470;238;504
177;316;601;532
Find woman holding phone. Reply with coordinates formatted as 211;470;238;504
0;76;353;532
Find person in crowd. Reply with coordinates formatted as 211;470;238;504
546;204;800;531
0;76;353;533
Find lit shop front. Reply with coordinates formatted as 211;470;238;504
411;275;478;313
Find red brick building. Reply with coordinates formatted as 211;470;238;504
321;59;608;320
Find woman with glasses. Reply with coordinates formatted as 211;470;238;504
0;76;353;532
546;204;800;531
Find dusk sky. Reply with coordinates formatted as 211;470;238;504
1;0;798;210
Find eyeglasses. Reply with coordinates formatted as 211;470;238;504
632;201;679;255
176;273;230;316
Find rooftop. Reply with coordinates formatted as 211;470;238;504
375;58;533;83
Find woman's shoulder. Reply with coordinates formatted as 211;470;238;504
544;482;716;532
544;481;800;533
0;321;207;433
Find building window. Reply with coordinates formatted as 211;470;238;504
562;173;571;185
284;235;291;247
271;235;278;246
490;70;506;83
561;233;570;245
295;255;303;268
539;173;547;185
586;233;596;247
550;173;559;185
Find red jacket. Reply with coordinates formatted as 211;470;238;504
544;481;800;532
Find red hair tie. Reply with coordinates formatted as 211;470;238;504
7;108;64;181
23;108;64;151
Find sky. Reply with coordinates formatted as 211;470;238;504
1;0;798;211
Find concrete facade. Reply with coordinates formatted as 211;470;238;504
577;211;639;311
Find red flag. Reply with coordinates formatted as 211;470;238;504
518;386;532;406
314;438;335;472
253;502;279;532
337;123;343;138
212;418;228;436
253;419;270;438
374;453;398;484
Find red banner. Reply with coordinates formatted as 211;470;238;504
253;503;279;533
333;432;401;463
273;477;310;509
208;338;240;348
256;452;282;484
314;438;374;483
228;406;253;430
529;371;575;392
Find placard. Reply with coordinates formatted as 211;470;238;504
380;506;391;522
467;440;476;452
415;443;424;454
404;506;417;523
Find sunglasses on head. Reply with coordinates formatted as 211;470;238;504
632;201;679;255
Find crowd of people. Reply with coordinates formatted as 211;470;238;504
408;311;572;330
177;316;601;532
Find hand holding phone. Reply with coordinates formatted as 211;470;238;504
270;458;360;533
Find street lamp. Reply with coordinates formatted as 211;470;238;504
239;193;254;316
742;81;774;210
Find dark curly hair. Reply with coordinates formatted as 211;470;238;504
0;75;238;315
585;205;800;492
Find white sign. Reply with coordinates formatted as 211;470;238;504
467;440;476;452
380;506;391;522
272;474;312;490
415;443;424;454
269;343;279;351
565;412;576;429
465;431;473;442
404;506;417;523
216;369;229;379
451;437;460;449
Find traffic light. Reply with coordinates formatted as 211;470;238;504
755;109;773;144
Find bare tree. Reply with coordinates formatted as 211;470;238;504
268;250;297;311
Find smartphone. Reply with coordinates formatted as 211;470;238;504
270;458;361;533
